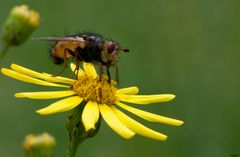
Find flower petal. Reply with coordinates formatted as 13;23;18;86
118;94;175;104
1;68;69;88
11;64;74;84
36;96;83;115
116;102;183;126
112;106;167;141
116;86;139;95
82;101;100;131
11;63;44;78
42;73;75;84
15;91;76;99
70;63;85;77
83;62;97;78
99;104;135;139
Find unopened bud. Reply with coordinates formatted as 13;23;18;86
1;4;40;46
23;133;56;157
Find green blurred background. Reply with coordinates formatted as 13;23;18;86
0;0;240;157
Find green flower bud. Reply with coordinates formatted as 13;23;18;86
1;4;40;46
23;133;56;157
66;102;101;157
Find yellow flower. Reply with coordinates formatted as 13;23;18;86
1;63;183;141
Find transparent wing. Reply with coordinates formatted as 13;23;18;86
32;36;85;43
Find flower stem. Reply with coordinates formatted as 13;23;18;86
0;41;10;59
66;103;86;157
67;134;83;157
66;102;101;157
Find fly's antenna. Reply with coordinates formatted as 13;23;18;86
119;48;129;52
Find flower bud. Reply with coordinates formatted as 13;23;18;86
23;133;56;157
1;4;40;46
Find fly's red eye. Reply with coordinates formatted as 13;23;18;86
107;43;116;54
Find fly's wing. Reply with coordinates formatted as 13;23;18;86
32;36;85;43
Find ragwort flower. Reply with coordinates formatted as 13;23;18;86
1;63;183;141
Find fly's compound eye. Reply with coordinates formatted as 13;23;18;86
107;42;116;54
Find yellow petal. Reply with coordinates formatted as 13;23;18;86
11;63;44;78
36;96;83;115
116;86;139;95
15;91;76;99
11;64;74;84
118;94;175;104
83;62;97;78
42;73;75;84
70;63;85;77
112;106;167;141
99;104;135;139
1;68;69;88
116;102;183;126
82;101;100;131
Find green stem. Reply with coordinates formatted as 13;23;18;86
0;41;10;59
67;135;83;157
66;103;86;157
66;102;101;157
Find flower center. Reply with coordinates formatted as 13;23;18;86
72;74;118;105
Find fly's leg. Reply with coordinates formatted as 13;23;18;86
114;64;119;83
73;47;85;79
98;63;104;81
63;48;79;79
106;65;111;83
56;49;69;76
74;56;80;79
69;51;78;78
97;63;104;99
